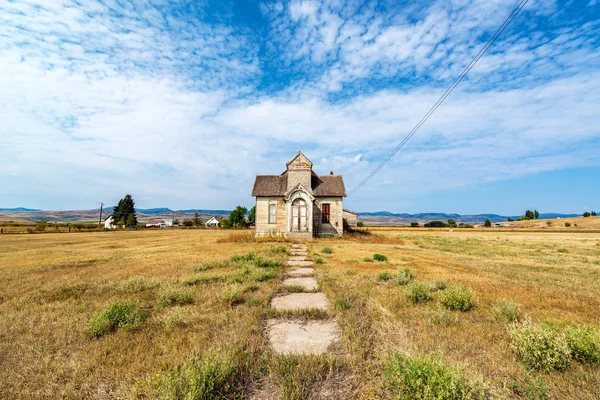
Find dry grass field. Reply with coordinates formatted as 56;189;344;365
1;228;599;399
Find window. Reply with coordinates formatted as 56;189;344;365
322;203;330;223
268;203;276;224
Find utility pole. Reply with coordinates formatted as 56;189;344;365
98;202;104;229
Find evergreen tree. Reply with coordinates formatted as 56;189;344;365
592;211;597;216
484;219;492;228
447;219;456;227
192;212;201;227
534;210;539;219
113;194;137;227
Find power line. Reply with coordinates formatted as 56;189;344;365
347;0;530;196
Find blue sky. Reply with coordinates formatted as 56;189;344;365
1;0;599;214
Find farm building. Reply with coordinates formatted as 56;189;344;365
146;219;166;228
104;214;116;229
205;217;220;228
252;152;354;239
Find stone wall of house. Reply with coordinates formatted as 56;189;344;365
342;210;357;230
313;197;344;235
255;197;286;236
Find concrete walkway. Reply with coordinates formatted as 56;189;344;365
267;244;340;355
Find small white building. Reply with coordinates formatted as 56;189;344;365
205;217;220;228
164;219;179;227
146;219;166;228
104;214;116;229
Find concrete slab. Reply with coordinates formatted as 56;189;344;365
282;277;319;291
287;267;314;276
267;319;340;355
288;256;308;262
271;292;329;311
289;251;309;256
286;260;314;267
290;244;306;249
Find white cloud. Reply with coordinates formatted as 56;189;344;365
0;0;599;211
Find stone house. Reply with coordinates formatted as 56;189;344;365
252;152;355;240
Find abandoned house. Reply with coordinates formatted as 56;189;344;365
252;152;357;239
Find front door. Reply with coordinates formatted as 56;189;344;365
291;199;307;232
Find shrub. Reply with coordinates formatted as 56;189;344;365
510;319;571;371
314;257;324;265
565;325;600;363
493;299;520;323
396;268;414;286
157;288;195;308
440;285;476;311
427;305;454;326
362;257;374;263
378;271;392;281
321;247;333;254
410;222;419;227
373;253;388;262
564;222;571;227
357;221;365;227
406;282;432;304
557;248;568;253
270;244;287;254
85;301;145;338
158;352;239;399
384;353;487;399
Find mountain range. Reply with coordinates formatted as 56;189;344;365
0;207;581;225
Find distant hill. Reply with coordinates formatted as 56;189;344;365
0;206;583;225
358;212;581;225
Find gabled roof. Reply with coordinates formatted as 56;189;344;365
252;173;346;197
251;175;287;197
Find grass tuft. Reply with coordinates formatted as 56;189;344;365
314;256;324;264
85;301;145;338
321;247;334;254
270;244;288;254
440;285;476;311
113;276;159;293
493;299;521;323
270;355;341;400
157;287;195;309
427;305;454;326
158;352;241;399
378;271;392;281
384;352;487;399
220;286;244;306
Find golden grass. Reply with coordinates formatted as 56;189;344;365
1;228;599;398
312;229;600;399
